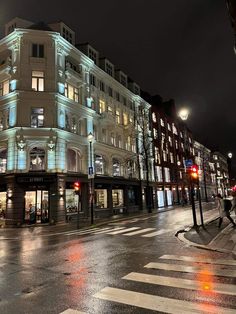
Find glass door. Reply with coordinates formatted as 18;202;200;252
25;190;49;224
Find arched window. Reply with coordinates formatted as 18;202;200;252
67;149;81;172
113;159;121;176
0;148;7;173
95;155;104;175
30;147;45;171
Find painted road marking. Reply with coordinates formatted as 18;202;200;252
93;227;124;234
107;227;140;235
123;272;236;296
59;309;87;314
94;287;236;314
160;255;236;266
141;229;171;237
124;228;156;236
144;262;236;277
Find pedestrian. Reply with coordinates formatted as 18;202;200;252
231;192;236;220
217;194;236;228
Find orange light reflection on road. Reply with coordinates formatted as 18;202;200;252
65;241;88;300
196;268;214;294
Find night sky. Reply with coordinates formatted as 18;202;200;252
0;0;235;172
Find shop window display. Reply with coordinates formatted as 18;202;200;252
112;189;124;207
95;189;108;208
0;192;6;218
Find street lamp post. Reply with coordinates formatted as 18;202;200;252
88;132;94;225
178;107;199;228
227;152;233;189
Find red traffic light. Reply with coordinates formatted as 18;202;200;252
73;181;81;191
190;165;199;179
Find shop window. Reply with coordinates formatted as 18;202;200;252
95;189;108;208
32;71;44;91
112;189;124;207
31;108;44;128
66;189;79;214
95;155;105;175
67;149;80;172
0;148;7;173
113;159;122;176
30;147;45;171
0;192;6;218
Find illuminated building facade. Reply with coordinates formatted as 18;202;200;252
0;17;151;225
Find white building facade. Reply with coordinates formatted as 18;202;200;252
0;18;151;225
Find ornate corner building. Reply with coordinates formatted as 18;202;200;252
0;17;150;225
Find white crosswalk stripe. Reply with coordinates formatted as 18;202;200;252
160;254;236;266
144;261;236;277
59;309;86;314
124;228;156;236
94;255;236;313
94;287;235;314
107;227;140;235
141;228;171;237
123;272;236;296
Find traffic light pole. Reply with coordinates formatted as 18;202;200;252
189;176;198;228
197;181;204;226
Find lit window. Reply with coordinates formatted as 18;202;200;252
99;100;106;114
152;112;156;123
108;106;113;114
164;167;170;182
95;155;104;174
113;159;121;176
160;118;165;127
111;133;116;146
30;147;45;171
123;112;128;126
169;136;172;146
153;128;158;139
115;110;120;124
31;108;44;128
126;136;131;150
65;83;79;102
156;166;163;182
0;149;7;173
167;123;171;131
32;71;44;91
0;80;10;96
170;152;174;163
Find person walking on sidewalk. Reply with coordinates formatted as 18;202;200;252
217;194;236;228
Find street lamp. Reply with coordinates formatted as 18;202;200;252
87;132;94;224
178;108;200;228
178;108;189;121
227;152;233;189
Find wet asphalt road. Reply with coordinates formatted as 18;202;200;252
0;207;235;314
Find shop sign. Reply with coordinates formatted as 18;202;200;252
17;176;56;183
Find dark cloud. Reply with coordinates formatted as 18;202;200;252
1;0;235;171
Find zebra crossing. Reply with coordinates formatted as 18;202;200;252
63;225;177;238
60;254;236;314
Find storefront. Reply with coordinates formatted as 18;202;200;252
24;190;49;224
0;191;6;218
165;188;173;206
157;188;165;207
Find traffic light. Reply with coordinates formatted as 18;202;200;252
190;165;199;179
73;181;81;194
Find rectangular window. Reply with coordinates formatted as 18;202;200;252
99;81;105;91
32;44;44;58
111;133;116;146
164;167;170;182
116;92;120;102
99;100;106;114
123;112;128;126
108;86;113;97
115;110;120;124
170;152;174;163
32;71;44;91
31;108;44;128
89;74;96;86
0;80;10;96
156;166;163;182
153;128;158;139
108;105;113;114
160;118;165;127
65;83;79;102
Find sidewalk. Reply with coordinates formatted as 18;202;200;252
178;212;236;258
